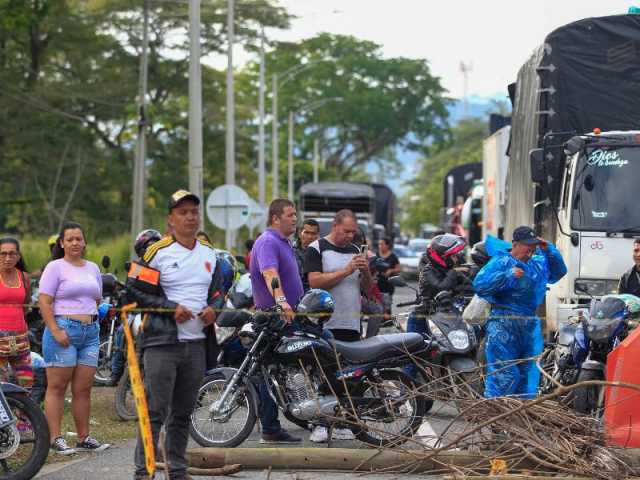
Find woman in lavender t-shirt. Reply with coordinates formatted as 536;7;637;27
39;222;110;455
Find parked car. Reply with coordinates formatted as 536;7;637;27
394;245;420;278
408;238;430;256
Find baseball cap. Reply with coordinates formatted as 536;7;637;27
512;226;540;245
168;189;200;211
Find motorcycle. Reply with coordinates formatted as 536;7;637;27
390;276;483;407
570;290;640;415
94;256;125;386
189;284;428;448
0;382;50;480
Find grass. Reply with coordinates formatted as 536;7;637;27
17;234;131;280
46;386;138;465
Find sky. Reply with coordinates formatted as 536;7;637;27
261;0;637;99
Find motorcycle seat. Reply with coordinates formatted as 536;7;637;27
332;332;424;363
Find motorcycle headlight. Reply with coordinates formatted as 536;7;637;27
447;329;470;350
574;279;618;297
239;323;256;347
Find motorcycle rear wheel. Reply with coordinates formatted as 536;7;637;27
190;372;257;448
0;392;50;480
353;369;426;447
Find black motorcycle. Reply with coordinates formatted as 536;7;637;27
0;382;50;480
189;285;428;448
390;276;483;406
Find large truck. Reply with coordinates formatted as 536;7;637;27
503;14;640;332
482;126;511;239
298;182;377;240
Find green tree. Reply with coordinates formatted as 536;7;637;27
257;33;449;189
401;118;486;235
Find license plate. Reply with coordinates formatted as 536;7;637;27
0;390;16;429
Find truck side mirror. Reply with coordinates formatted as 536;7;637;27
564;136;585;157
529;149;545;184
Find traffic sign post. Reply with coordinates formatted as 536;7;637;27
206;185;251;250
247;198;267;238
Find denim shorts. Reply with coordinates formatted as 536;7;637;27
43;317;100;368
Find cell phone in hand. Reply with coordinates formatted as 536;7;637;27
359;244;368;257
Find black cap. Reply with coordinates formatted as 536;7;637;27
512;226;540;245
168;189;200;211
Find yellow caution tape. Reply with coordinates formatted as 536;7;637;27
121;303;155;478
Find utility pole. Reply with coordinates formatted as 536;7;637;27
460;61;473;118
287;110;294;201
313;137;319;183
189;0;203;224
131;0;150;257
271;75;279;199
225;0;235;249
258;26;266;207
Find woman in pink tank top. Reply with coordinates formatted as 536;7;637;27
0;237;33;388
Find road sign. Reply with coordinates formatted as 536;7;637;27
206;185;250;230
247;198;266;230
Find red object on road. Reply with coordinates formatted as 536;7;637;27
604;325;640;447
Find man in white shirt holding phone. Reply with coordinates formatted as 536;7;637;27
304;209;372;342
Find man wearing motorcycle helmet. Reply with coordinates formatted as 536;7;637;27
106;229;163;387
466;241;490;279
473;226;567;399
419;234;472;307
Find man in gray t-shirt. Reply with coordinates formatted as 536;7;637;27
304;209;372;342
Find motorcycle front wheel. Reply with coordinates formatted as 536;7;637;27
353;369;426;447
573;368;603;415
94;340;113;386
114;370;137;422
0;392;50;480
190;372;257;448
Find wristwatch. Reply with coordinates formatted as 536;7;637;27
275;295;287;304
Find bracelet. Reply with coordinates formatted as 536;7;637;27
275;295;287;304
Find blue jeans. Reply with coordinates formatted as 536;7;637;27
259;381;281;434
43;317;100;368
404;311;427;378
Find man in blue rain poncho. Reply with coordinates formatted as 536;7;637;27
473;226;567;398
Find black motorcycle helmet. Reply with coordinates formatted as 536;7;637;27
470;241;490;268
134;229;162;259
427;234;466;269
297;289;335;326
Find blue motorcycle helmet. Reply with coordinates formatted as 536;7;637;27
216;255;235;293
297;289;334;326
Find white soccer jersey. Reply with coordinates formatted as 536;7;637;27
147;238;217;340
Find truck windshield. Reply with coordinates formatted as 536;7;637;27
571;146;640;232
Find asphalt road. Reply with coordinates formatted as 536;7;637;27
37;282;464;480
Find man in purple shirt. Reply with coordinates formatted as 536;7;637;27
249;198;303;444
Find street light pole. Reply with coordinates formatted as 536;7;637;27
131;0;150;257
258;27;266;207
188;0;203;225
225;0;235;249
287;110;294;200
271;75;278;199
313;137;319;183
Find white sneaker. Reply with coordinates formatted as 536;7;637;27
332;428;355;440
309;426;329;443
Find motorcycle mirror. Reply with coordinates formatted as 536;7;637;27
389;276;407;288
101;255;111;270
